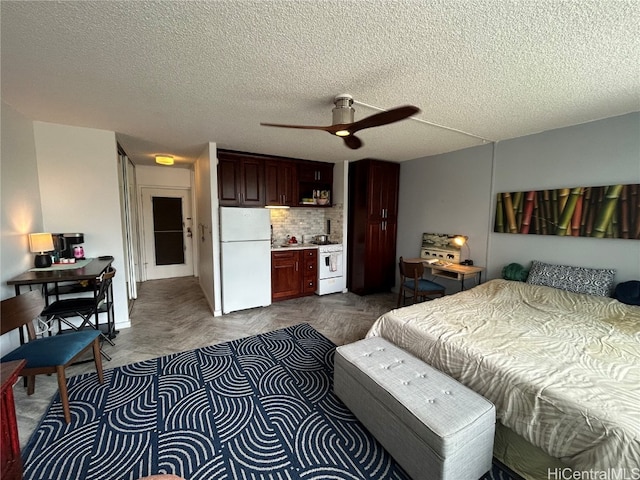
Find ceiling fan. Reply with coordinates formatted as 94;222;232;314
260;94;420;150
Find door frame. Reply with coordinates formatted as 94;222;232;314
140;187;194;281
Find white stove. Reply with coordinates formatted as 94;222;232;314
316;243;345;295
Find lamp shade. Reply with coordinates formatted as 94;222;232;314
28;233;54;253
453;235;468;247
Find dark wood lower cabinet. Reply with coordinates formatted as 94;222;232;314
271;249;317;301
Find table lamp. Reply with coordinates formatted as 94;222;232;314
28;233;54;268
453;235;473;265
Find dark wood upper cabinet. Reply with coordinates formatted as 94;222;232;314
218;150;333;208
265;159;296;207
218;151;265;207
297;160;334;206
297;161;333;183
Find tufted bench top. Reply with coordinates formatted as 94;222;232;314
335;336;495;458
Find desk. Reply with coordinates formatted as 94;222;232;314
7;258;115;339
405;258;485;291
7;257;113;299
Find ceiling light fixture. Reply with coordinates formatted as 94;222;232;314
155;155;174;166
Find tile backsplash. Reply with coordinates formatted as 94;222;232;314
270;205;343;245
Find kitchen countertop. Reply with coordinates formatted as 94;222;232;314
271;243;319;251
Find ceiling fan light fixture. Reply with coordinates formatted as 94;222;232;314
155;155;174;166
260;94;419;150
332;94;355;125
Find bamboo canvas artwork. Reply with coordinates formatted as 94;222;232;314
494;184;640;239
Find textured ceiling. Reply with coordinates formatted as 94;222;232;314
2;1;638;167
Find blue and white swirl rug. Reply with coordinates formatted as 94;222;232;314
23;324;521;480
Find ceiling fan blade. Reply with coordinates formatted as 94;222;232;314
343;135;363;149
348;105;420;134
260;122;333;132
260;101;419;150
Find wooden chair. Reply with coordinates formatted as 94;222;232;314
397;256;446;307
0;290;104;423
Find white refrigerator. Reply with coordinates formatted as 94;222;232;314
220;207;272;314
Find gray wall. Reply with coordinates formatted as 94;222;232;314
398;112;640;291
397;143;494;292
489;112;639;282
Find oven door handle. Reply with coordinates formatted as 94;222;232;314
325;257;330;267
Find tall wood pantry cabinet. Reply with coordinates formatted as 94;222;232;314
347;159;400;295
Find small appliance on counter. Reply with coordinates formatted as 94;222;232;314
52;233;85;262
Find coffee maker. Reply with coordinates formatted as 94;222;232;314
52;233;85;261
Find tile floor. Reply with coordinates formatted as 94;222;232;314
14;276;397;447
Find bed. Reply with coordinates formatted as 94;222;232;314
366;277;640;478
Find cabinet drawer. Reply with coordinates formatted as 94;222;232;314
272;250;297;261
302;249;317;259
303;277;316;294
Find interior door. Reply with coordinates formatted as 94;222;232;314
141;187;193;280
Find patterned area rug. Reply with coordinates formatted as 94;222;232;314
23;324;522;479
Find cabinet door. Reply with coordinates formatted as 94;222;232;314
298;161;333;183
218;152;265;206
363;219;397;292
381;164;399;221
265;160;295;206
239;157;265;206
367;161;399;219
380;219;398;290
271;251;300;300
365;221;386;290
218;156;240;206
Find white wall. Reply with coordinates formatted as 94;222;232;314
1;103;44;300
0;103;45;353
136;164;192;188
398;113;640;290
194;142;220;315
33;121;130;329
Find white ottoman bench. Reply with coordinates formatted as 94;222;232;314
334;337;495;480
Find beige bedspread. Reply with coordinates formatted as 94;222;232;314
366;279;640;471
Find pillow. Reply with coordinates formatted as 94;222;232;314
614;281;640;306
502;263;529;282
526;260;615;297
